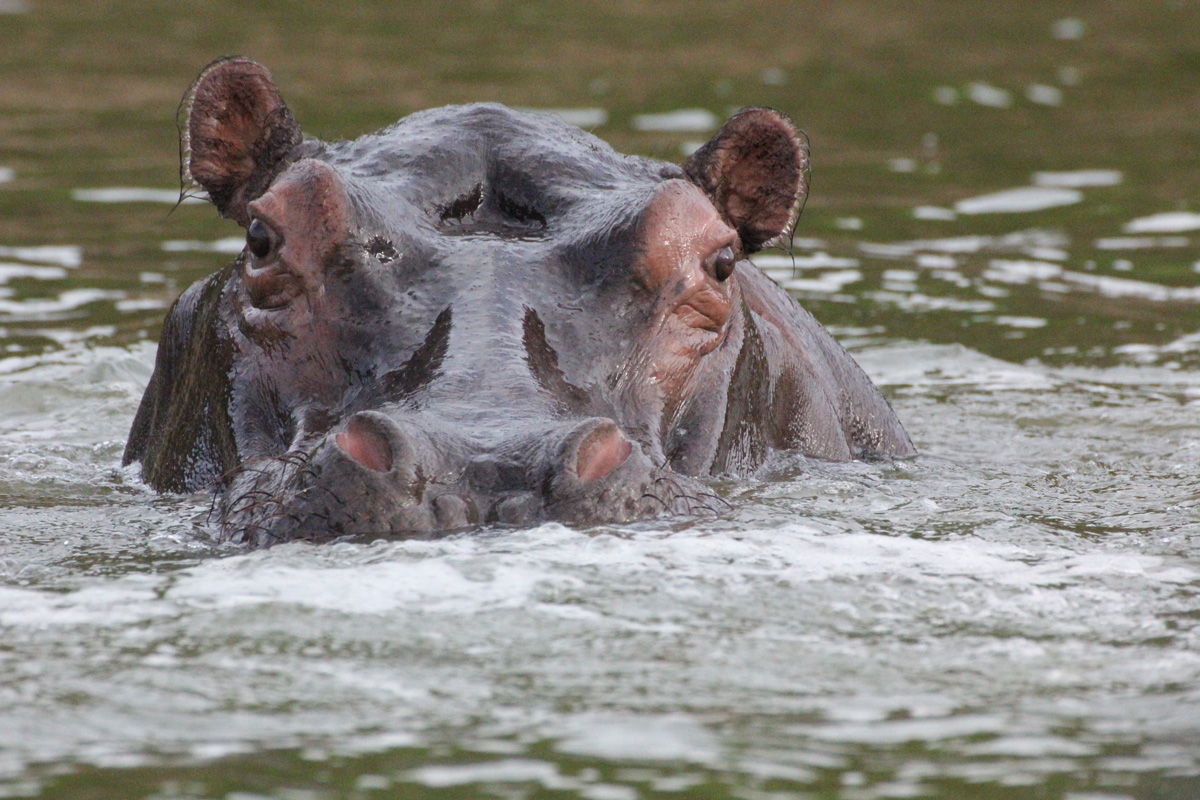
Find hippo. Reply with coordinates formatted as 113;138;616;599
123;57;914;547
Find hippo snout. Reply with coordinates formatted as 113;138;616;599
220;411;687;546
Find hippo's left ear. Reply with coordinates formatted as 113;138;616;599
181;57;303;226
684;108;809;253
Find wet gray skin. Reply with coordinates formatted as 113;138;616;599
123;57;914;547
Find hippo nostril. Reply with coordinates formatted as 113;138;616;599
574;422;632;483
492;492;541;525
432;493;475;529
335;414;394;472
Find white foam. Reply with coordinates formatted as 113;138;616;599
407;759;565;788
955;187;1081;215
168;550;559;615
0;166;13;182
0;580;172;628
554;714;719;763
801;713;1007;745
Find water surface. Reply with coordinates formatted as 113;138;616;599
1;2;1198;798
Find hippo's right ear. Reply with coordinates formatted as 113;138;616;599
181;57;302;226
684;107;810;254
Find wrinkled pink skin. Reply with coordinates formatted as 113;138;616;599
124;58;913;547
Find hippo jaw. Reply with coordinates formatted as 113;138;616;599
124;58;913;546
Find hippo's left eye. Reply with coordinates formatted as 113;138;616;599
246;218;274;259
705;246;737;282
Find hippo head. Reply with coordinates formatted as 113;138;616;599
124;58;912;547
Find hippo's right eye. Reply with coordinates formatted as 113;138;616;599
246;218;273;259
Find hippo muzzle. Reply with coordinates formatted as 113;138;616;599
124;57;914;546
224;410;678;548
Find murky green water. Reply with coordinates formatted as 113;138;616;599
2;2;1199;798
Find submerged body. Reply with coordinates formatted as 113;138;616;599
124;57;913;546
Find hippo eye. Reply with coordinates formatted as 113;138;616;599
706;245;737;282
246;218;273;259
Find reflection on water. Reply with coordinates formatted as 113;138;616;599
1;1;1199;798
631;108;718;132
1125;212;1200;234
1033;169;1122;188
953;186;1081;215
160;238;245;254
517;107;609;128
70;188;205;204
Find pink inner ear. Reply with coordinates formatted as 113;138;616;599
575;425;633;483
335;417;394;472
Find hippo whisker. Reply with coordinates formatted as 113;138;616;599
694;490;733;511
676;493;724;516
639;491;671;512
224;497;281;521
276;451;312;469
300;483;346;509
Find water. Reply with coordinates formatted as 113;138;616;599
2;2;1199;798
